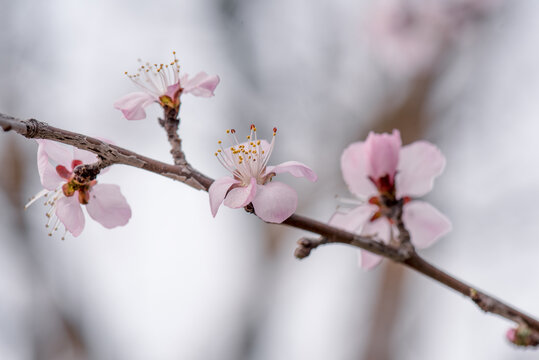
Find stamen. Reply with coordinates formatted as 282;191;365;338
214;124;278;185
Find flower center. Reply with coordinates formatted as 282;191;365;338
124;51;181;99
368;195;411;223
215;124;277;185
56;160;96;205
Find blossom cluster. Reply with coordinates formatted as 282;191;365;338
28;51;452;270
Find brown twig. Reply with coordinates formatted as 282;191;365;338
159;106;187;166
2;112;538;343
0;114;212;191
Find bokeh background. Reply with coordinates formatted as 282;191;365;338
1;0;538;359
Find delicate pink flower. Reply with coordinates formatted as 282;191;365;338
209;125;317;223
366;0;448;76
330;130;451;269
26;140;131;238
366;0;501;76
114;52;220;120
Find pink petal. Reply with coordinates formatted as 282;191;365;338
164;82;182;99
223;177;257;208
37;152;64;191
403;200;452;249
56;195;85;237
86;184;132;229
251;181;298;223
113;92;156;120
72;148;98;167
181;72;220;97
208;177;240;217
358;218;392;270
37;139;73;166
329;204;377;233
340;142;378;198
364;129;401;182
396;140;446;198
36;140;67;190
265;161;317;182
358;250;384;270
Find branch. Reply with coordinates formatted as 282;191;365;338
0;113;212;191
2;112;539;343
159;106;187;166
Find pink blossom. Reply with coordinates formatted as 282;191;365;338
114;52;220;120
366;0;501;76
26;140;131;238
366;0;448;76
209;125;317;223
330;130;451;269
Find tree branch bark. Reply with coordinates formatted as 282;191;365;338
2;112;538;344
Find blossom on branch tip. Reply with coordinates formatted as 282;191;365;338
114;52;220;120
506;325;539;347
26;140;131;239
209;125;317;223
330;130;451;269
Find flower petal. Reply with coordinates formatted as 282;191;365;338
36;141;65;190
403;200;451;249
265;161;317;182
358;218;392;270
113;92;156;120
251;181;298;223
358;250;384;270
37;139;73;167
86;184;132;229
208;176;240;217
329;204;377;233
181;72;220;97
38;156;64;190
165;82;182;99
223;177;257;209
56;195;85;237
340;142;378;198
396;140;446;198
364;129;401;182
72;148;98;166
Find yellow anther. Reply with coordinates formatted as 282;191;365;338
217;149;221;153
247;135;251;139
226;130;230;134
257;140;260;145
214;152;218;156
218;140;222;144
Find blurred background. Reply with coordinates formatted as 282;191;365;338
0;0;538;359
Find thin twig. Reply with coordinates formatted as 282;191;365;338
159;106;187;166
2;112;538;342
0;114;212;191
